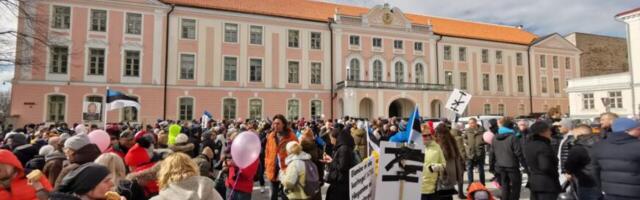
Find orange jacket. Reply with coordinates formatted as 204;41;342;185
467;182;495;200
0;150;53;200
264;129;297;181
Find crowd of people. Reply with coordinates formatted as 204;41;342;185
0;108;639;200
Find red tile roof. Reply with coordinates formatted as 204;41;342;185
162;0;538;45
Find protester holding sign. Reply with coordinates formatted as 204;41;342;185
325;127;355;200
435;124;465;199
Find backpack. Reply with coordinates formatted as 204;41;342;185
301;160;321;197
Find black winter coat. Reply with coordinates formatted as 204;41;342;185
490;133;526;169
592;132;640;199
326;128;354;200
558;134;574;173
523;135;561;193
565;134;600;188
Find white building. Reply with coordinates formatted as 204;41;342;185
567;7;640;118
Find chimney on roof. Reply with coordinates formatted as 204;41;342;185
516;25;524;29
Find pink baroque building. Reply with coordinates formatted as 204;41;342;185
9;0;581;126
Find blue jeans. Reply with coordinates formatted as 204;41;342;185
467;157;485;185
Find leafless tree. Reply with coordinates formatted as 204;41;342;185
0;0;50;66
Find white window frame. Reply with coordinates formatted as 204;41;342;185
310;62;322;84
349;35;361;50
310;99;322;119
51;5;71;30
553;56;559;69
372;37;383;52
122;49;142;79
459;47;467;62
553;77;560;94
483;104;491;115
415;63;425;84
249;25;263;45
460;72;467;90
498;104;505;116
179;53;196;80
248;98;263;120
224;23;239;43
393;40;404;54
608;91;623;109
310;32;321;50
249;57;263;82
565;57;571;69
540;55;546;68
288;60;300;84
222;98;237;120
87;48;106;76
125;12;143;35
348;58;361;81
496;50;503;64
287;98;300;121
516;52;523;66
517;76;524;93
445;71;453;86
89;9;107;32
371;59;385;82
482;74;490;91
45;94;68;123
180;18;197;40
497;74;504;92
443;45;452;60
582;93;594;110
541;76;548;93
481;49;489;63
223;56;238;82
178;96;195;121
288;29;300;48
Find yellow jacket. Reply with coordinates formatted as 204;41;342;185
421;141;446;194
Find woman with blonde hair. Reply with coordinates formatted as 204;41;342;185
95;153;146;200
151;152;223;200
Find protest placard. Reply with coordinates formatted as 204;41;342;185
374;141;425;200
350;157;375;200
445;88;472;115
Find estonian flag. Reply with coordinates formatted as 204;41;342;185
389;107;423;145
201;111;212;128
106;89;141;111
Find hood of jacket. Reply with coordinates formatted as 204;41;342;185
352;128;365;137
335;128;355;149
498;127;515;135
575;134;600;147
45;151;67;162
125;143;152;168
285;151;311;165
466;182;495;200
151;176;223;200
70;143;101;165
495;132;513;141
0;149;24;177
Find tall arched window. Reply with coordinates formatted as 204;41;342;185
349;59;360;81
415;63;424;83
311;100;322;119
373;60;383;82
395;62;404;83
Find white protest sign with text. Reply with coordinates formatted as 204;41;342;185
350;157;375;200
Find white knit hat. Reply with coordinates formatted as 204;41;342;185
175;134;189;144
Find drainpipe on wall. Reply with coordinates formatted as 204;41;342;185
328;18;335;119
162;5;175;120
527;45;534;115
435;36;443;84
625;22;637;117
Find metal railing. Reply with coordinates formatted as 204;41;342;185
336;80;453;91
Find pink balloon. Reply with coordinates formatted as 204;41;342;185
88;130;111;152
483;131;494;145
231;131;261;169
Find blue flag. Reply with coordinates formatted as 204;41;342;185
390;107;423;145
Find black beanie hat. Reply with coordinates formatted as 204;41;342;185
55;163;111;195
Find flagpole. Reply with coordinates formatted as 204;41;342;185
104;87;109;129
365;121;370;156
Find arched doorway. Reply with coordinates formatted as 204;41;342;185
431;100;442;118
388;98;415;118
359;98;373;120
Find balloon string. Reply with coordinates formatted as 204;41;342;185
227;168;242;199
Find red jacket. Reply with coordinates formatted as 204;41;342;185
125;144;159;196
226;159;259;194
0;150;53;200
